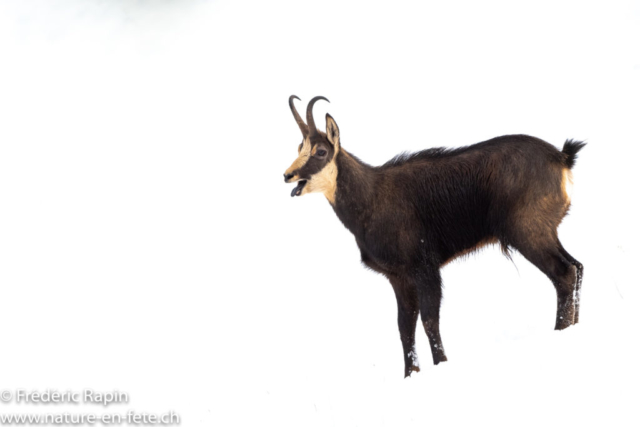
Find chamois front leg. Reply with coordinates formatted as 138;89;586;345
415;267;447;365
389;276;420;377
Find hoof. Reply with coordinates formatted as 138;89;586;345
554;316;575;330
434;355;448;365
404;365;420;378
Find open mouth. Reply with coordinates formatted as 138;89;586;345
291;180;307;197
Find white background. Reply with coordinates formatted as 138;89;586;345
1;0;639;426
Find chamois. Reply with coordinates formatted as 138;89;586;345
283;95;585;377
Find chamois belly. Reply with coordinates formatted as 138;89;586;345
441;236;500;266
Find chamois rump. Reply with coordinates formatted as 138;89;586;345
283;95;585;377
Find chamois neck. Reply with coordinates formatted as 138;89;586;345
330;148;376;239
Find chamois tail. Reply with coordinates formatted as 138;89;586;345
562;139;586;169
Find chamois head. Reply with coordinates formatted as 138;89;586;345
284;96;340;202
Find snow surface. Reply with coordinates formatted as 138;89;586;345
0;0;639;426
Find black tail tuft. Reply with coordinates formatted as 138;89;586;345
562;139;586;169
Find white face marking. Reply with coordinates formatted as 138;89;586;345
284;135;339;204
284;137;312;180
301;157;338;203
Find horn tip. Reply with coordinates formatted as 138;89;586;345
310;95;330;103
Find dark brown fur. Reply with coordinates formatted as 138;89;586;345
284;97;585;377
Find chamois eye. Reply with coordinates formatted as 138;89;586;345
317;149;327;157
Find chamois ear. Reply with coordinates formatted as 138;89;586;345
325;113;340;152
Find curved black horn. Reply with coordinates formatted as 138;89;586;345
306;96;330;138
289;95;308;136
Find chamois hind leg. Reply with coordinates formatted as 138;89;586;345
558;244;584;323
512;239;577;330
389;275;420;377
414;267;447;365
